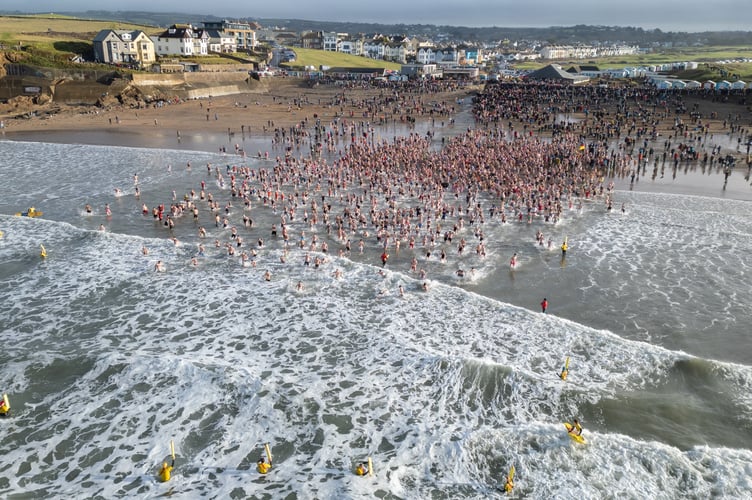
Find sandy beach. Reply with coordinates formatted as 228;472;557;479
0;78;479;146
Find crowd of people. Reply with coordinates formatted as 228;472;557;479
88;79;748;299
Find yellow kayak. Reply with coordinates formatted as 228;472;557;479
564;422;586;444
15;208;43;218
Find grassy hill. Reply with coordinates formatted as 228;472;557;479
0;14;159;67
0;14;159;43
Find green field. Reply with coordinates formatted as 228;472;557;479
0;14;159;43
281;47;401;72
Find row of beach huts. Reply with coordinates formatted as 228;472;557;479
650;78;748;91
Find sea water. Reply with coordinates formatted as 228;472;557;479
1;138;751;499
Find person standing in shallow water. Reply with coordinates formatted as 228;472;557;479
541;298;548;313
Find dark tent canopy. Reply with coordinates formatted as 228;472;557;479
526;64;589;83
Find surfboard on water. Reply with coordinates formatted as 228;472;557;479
559;356;570;380
564;422;586;444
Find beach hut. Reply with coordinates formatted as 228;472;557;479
703;80;716;90
716;80;732;90
731;80;746;90
655;80;673;90
672;80;687;90
685;80;702;89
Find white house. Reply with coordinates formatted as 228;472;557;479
323;32;339;52
153;25;209;57
417;46;436;64
205;30;237;53
435;47;459;64
338;37;363;56
363;39;385;60
202;20;257;50
383;42;410;63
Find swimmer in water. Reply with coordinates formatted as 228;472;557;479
158;459;174;482
354;462;369;476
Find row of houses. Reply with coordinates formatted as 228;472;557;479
93;24;487;69
297;31;483;65
539;44;640;60
93;21;261;67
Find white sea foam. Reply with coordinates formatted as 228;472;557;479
2;141;752;497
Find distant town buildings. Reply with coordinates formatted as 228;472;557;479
89;18;746;90
540;44;639;60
